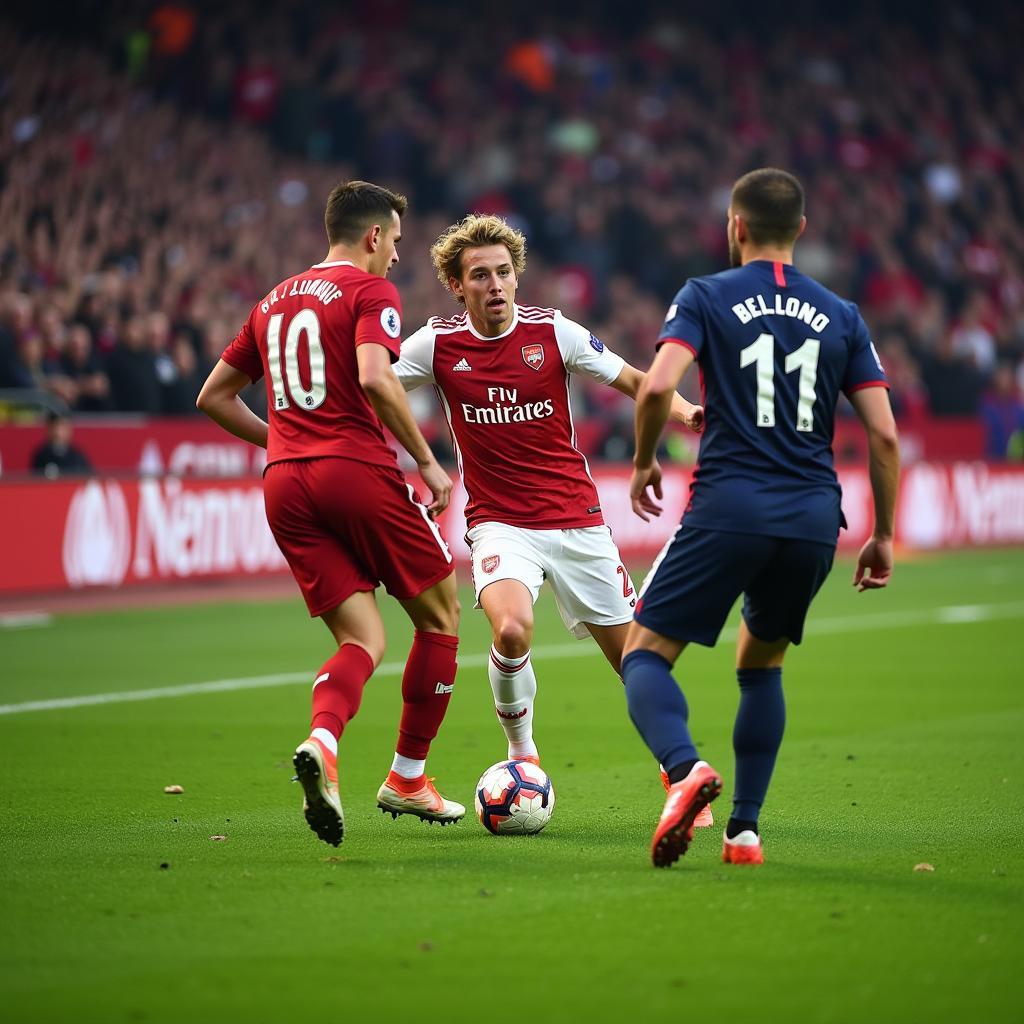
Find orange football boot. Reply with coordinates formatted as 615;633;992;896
660;765;714;827
293;735;344;846
651;761;722;868
722;829;764;865
377;771;465;824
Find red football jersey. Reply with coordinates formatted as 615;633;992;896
396;304;625;529
221;260;403;468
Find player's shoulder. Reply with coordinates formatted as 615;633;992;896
668;270;723;306
427;308;471;334
517;303;557;324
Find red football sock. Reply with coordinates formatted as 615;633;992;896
396;630;459;760
310;644;375;739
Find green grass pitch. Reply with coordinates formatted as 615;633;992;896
1;548;1022;1023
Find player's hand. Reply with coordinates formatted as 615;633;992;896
684;403;705;434
630;460;663;521
419;459;453;516
853;536;893;591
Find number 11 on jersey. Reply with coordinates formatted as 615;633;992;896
739;332;820;431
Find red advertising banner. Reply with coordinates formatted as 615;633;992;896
0;415;987;479
0;419;267;478
0;477;287;595
2;462;1023;598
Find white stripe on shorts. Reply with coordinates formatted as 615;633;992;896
405;484;453;563
637;523;682;600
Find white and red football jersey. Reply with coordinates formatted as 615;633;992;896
221;261;403;468
396;304;625;529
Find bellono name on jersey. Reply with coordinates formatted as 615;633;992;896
260;278;343;314
460;386;554;425
731;293;831;333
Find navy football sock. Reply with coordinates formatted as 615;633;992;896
732;667;785;822
622;650;698;775
726;817;759;839
667;759;698;785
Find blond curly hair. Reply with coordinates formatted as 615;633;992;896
430;214;527;303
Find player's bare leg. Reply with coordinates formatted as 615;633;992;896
585;621;629;675
376;570;465;824
722;621;791;865
294;590;386;846
480;579;540;763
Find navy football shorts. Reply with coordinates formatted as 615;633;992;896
634;525;836;647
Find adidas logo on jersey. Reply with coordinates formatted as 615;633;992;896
452;357;472;372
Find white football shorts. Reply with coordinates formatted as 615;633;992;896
466;521;636;639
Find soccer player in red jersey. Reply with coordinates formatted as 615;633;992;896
197;181;465;846
396;214;705;804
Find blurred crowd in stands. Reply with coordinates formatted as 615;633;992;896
1;0;1023;461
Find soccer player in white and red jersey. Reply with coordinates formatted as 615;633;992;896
197;181;465;847
396;214;705;804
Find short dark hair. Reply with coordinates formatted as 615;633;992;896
731;168;805;247
324;180;408;245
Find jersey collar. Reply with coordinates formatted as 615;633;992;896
466;303;519;341
311;260;356;269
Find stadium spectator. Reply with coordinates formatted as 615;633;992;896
920;333;985;417
106;317;162;413
980;363;1024;460
60;323;112;412
30;411;94;477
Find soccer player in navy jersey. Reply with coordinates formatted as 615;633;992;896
621;168;900;868
197;181;465;847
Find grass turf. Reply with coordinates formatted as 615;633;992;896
1;547;1022;1023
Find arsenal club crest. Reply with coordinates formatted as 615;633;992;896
521;344;544;371
481;555;500;574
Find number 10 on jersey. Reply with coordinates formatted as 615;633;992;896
740;332;820;431
266;310;327;411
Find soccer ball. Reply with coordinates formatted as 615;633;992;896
474;759;555;835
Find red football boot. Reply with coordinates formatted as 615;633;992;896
651;761;722;868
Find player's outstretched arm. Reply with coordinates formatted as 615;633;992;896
630;344;696;520
849;386;900;591
357;342;452;515
609;363;704;433
196;360;269;448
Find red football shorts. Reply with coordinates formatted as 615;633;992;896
263;457;454;616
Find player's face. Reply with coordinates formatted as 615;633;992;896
727;207;741;268
369;211;402;278
452;244;518;336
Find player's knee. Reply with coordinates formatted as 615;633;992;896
412;599;460;636
431;602;460;637
494;616;532;657
365;640;386;668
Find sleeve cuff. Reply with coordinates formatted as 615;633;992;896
845;380;890;394
656;337;698;357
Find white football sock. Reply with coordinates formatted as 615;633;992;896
311;727;337;756
488;644;539;759
390;753;426;780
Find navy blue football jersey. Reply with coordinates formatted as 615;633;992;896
658;259;888;544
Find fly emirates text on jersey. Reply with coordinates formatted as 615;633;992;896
461;386;555;425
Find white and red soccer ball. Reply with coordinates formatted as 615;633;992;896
474;759;555;835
